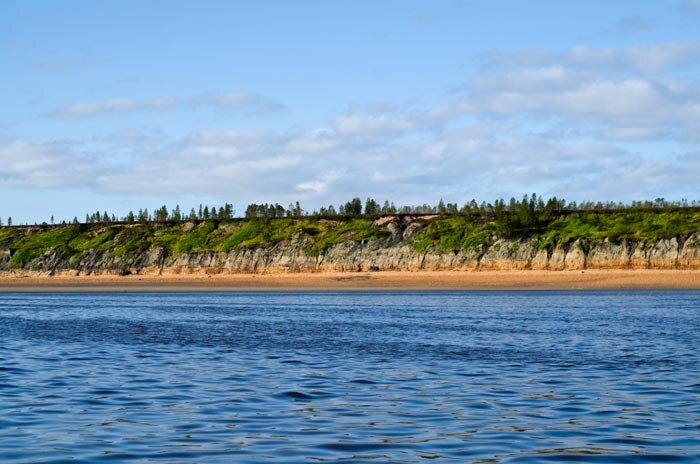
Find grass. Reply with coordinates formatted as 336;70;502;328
411;217;496;253
1;210;698;269
9;227;80;267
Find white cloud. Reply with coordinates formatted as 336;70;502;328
48;93;284;118
484;42;700;73
207;93;284;114
49;97;178;118
613;16;653;35
464;44;700;141
0;139;100;188
6;42;700;207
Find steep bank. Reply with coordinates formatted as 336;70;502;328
1;212;700;275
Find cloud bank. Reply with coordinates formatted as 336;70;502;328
5;43;700;206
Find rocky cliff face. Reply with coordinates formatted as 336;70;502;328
1;217;699;275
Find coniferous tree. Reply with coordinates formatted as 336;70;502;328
138;208;149;223
381;200;391;214
364;198;380;215
343;197;362;216
8;217;12;226
154;205;168;222
223;203;234;219
245;204;257;218
437;199;446;214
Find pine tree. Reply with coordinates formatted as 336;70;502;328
364;198;380;215
7;217;12;226
154;205;168;222
344;197;362;216
224;203;234;219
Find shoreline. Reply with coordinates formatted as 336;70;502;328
1;269;699;292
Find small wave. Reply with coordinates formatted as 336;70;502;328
276;391;314;400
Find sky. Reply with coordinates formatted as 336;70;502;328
2;0;700;223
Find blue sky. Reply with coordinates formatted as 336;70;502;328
2;1;700;223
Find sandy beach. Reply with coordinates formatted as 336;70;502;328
0;269;699;292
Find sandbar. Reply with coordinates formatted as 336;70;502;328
0;269;699;292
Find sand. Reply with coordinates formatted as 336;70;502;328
0;269;699;292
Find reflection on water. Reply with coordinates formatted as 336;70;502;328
1;291;699;462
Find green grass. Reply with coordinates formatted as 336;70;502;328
0;229;17;247
70;227;120;252
411;217;496;253
1;210;699;269
9;227;80;267
108;226;154;258
172;222;217;253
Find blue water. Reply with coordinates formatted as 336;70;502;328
1;291;699;463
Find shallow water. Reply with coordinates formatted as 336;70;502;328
1;291;699;463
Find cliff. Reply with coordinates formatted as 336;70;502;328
1;212;699;275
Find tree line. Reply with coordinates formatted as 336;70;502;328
2;196;700;227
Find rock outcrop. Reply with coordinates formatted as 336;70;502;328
1;218;699;275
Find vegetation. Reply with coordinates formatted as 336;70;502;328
1;195;699;269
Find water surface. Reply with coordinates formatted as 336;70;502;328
1;291;699;462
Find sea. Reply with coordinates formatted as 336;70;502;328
1;291;699;463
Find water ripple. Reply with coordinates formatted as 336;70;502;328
0;291;699;462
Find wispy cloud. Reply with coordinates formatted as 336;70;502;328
206;93;285;115
463;43;700;142
31;59;92;72
684;0;700;15
483;42;700;73
613;16;654;35
7;42;700;205
48;93;284;118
